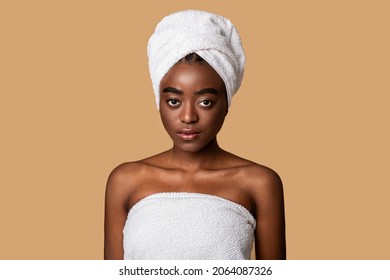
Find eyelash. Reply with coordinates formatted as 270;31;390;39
198;100;213;107
166;99;213;108
167;99;181;107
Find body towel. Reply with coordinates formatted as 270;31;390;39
123;192;256;260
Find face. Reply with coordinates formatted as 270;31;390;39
159;62;227;153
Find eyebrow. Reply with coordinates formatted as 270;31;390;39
162;87;219;95
162;87;182;94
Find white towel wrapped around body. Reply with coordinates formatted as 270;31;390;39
123;192;256;260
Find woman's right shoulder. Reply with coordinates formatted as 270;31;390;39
106;154;165;186
106;151;169;194
106;161;147;192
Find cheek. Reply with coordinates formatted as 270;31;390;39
216;109;227;129
160;114;170;131
160;110;177;133
216;115;226;131
201;111;226;130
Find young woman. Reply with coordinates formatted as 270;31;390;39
104;10;286;260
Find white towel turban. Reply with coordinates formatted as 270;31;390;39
147;10;245;109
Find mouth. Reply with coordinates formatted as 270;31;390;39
177;129;200;141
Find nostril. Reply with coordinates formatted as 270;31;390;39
179;106;199;123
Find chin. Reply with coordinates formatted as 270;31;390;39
173;141;209;153
176;145;204;153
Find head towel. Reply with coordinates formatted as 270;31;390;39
147;10;245;109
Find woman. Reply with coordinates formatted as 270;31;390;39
104;10;286;260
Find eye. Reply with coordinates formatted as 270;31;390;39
167;98;181;107
198;100;213;107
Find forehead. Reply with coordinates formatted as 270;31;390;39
160;62;225;90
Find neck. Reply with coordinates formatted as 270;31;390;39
168;138;224;171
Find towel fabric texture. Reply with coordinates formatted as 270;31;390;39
123;192;256;260
147;10;245;109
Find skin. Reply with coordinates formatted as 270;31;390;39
104;62;286;260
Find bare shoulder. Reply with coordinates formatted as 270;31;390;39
245;165;286;260
104;155;168;260
244;163;283;194
223;153;283;215
105;160;153;201
106;154;168;201
243;163;284;213
104;161;149;259
235;160;286;259
107;162;142;189
220;151;283;208
224;152;283;194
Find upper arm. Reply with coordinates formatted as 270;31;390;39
104;164;131;260
252;168;286;260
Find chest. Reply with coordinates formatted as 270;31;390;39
128;169;254;215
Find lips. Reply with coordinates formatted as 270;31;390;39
177;129;200;140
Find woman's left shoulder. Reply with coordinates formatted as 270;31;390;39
232;157;283;197
237;160;286;260
247;163;282;188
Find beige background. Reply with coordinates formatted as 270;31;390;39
1;0;389;259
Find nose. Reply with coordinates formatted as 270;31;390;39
179;102;199;124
